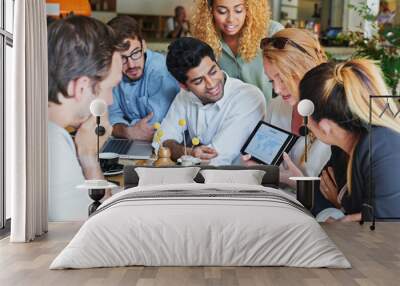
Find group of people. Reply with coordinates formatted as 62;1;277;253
48;0;400;222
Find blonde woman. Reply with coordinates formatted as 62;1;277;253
244;29;334;191
191;0;283;104
299;59;400;220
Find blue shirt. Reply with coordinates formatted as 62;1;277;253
108;50;180;126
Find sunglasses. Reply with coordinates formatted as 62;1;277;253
260;37;312;58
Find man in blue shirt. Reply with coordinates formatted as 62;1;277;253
107;16;180;141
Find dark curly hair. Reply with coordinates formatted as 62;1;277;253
166;37;216;84
107;15;142;50
48;16;123;104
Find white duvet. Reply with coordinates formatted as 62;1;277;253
50;183;350;269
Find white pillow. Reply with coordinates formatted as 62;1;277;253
136;167;201;186
200;169;266;185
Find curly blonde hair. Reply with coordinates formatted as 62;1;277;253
191;0;270;62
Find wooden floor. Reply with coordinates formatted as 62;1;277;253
0;222;399;286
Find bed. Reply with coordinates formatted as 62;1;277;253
50;166;350;269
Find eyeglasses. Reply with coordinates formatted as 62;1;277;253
260;37;312;58
121;49;143;65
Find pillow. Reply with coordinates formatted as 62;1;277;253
123;165;280;189
135;167;201;186
200;169;266;185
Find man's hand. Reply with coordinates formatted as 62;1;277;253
75;114;111;157
130;112;155;141
192;146;218;161
74;114;111;180
279;152;304;188
113;112;155;141
320;166;341;208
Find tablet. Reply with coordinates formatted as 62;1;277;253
241;121;298;166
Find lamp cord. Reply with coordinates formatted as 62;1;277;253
96;116;100;162
304;117;308;162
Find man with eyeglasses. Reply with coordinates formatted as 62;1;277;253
107;16;180;141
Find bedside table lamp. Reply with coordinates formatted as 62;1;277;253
89;99;107;162
297;99;315;163
77;180;118;215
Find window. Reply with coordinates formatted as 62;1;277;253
1;0;14;231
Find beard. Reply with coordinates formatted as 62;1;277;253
125;67;143;81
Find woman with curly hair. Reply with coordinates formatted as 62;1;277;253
191;0;283;104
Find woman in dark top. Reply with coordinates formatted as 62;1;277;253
299;59;400;221
342;126;400;218
311;146;348;216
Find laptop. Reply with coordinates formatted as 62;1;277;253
101;138;153;159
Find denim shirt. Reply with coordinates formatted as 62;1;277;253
108;50;180;126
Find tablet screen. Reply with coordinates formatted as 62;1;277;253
243;123;291;165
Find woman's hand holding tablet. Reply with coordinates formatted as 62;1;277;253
241;121;299;166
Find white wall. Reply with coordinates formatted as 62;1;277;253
342;0;379;33
91;11;117;23
330;0;343;27
298;0;319;21
270;0;281;21
342;0;364;32
117;0;196;16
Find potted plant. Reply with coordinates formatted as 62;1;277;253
347;3;399;96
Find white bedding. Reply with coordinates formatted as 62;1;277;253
50;183;351;269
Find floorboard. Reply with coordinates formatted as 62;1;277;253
0;222;399;286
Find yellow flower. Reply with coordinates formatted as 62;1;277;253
153;122;161;130
178;119;186;127
192;137;200;146
157;129;164;138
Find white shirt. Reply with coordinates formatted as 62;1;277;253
266;96;331;176
154;75;266;165
48;121;92;221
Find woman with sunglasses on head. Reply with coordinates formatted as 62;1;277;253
242;28;351;220
299;59;400;221
244;29;338;189
191;0;283;104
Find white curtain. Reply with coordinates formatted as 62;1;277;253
9;0;48;242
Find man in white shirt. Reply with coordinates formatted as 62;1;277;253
47;16;122;221
155;37;266;165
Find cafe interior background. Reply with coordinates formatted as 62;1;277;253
46;0;400;55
